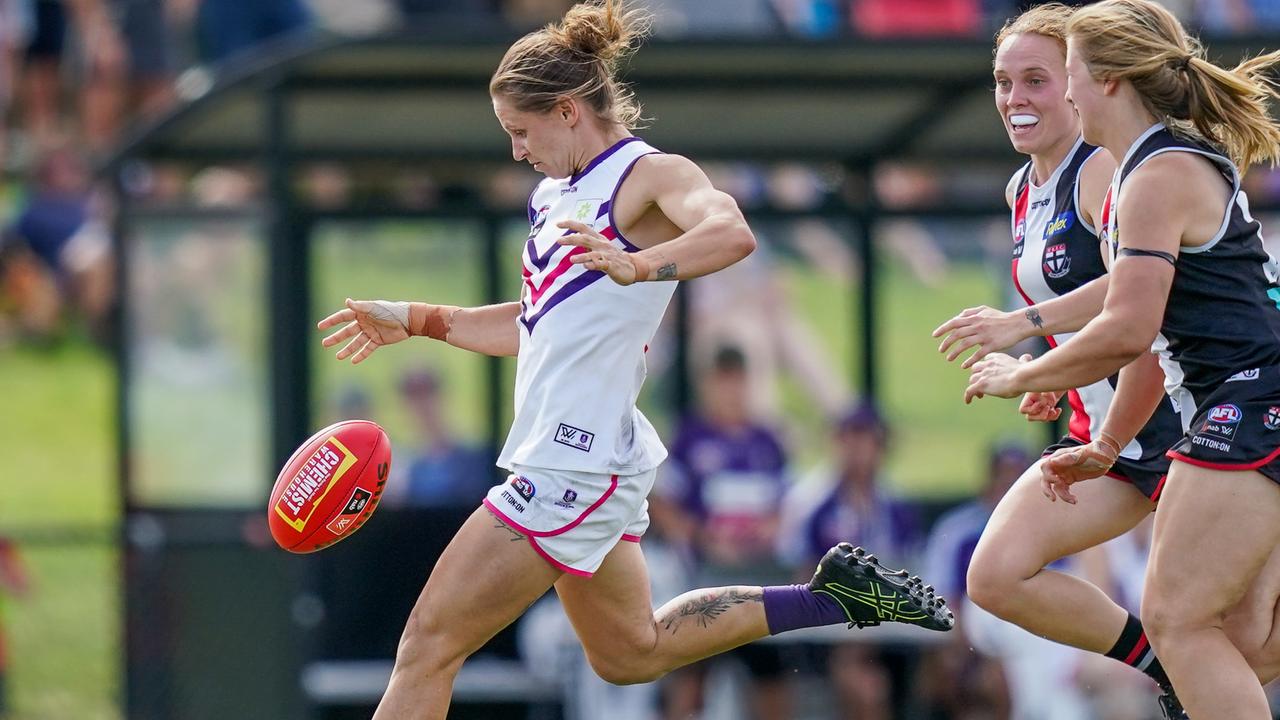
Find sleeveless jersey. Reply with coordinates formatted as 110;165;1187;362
1010;136;1182;460
1102;124;1280;423
497;137;676;474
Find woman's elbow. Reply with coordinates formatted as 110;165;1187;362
730;221;757;260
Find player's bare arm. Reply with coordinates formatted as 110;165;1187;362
936;150;1117;368
318;298;521;364
1041;351;1168;502
558;153;755;285
965;158;1193;402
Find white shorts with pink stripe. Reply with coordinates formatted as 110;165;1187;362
482;464;655;577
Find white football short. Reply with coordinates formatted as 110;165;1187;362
482;464;655;577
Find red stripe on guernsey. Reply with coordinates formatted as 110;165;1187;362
621;533;642;543
523;226;618;307
1010;182;1034;307
1124;632;1150;666
1010;182;1091;441
1168;443;1280;471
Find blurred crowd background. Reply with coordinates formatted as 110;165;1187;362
5;1;1280;719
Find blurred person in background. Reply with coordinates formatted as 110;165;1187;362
195;0;311;65
1196;0;1280;32
0;537;29;719
21;0;128;154
850;0;982;36
670;163;853;422
392;367;494;508
2;141;113;344
778;401;924;720
650;344;794;720
0;0;32;168
918;443;1095;720
1074;516;1163;720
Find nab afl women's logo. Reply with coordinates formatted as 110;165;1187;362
1043;243;1071;279
1265;407;1280;430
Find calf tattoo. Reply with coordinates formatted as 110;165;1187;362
660;588;763;634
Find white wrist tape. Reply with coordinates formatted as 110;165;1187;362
367;300;412;331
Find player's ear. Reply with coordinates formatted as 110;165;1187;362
555;97;579;126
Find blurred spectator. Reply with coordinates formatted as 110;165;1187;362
780;402;921;570
110;0;178;124
921;443;1033;603
676;232;853;422
643;0;782;37
196;0;311;65
21;0;128;154
1074;516;1163;720
777;401;922;720
0;0;31;168
0;537;30;719
388;368;493;507
1198;0;1280;32
919;443;1095;720
650;345;793;720
913;444;1033;720
851;0;982;37
2;142;113;344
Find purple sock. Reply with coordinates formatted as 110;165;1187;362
762;584;848;635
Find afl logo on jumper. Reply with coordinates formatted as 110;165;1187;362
1266;407;1280;430
510;476;536;501
1209;404;1242;424
1013;219;1027;258
1203;404;1243;441
1043;243;1071;279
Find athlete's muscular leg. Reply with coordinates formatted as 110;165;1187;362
1224;548;1280;683
967;460;1154;652
555;539;771;685
1142;465;1280;719
373;507;560;720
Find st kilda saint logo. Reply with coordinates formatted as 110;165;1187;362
1044;243;1071;279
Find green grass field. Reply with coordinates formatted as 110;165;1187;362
0;340;119;720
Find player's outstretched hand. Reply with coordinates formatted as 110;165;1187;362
557;220;643;286
964;352;1030;403
1039;440;1118;504
1019;391;1063;422
317;298;412;365
933;305;1026;369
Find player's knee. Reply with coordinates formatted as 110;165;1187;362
395;606;470;673
585;652;665;685
966;550;1018;617
1140;592;1201;652
582;628;664;685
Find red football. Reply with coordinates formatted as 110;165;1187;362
268;420;391;553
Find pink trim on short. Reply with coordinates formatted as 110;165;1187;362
526;536;593;577
1167;445;1280;471
482;474;620;538
621;533;643;543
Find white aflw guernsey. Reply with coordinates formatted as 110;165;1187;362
497;137;676;474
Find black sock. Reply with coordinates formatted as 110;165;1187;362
1105;613;1171;687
